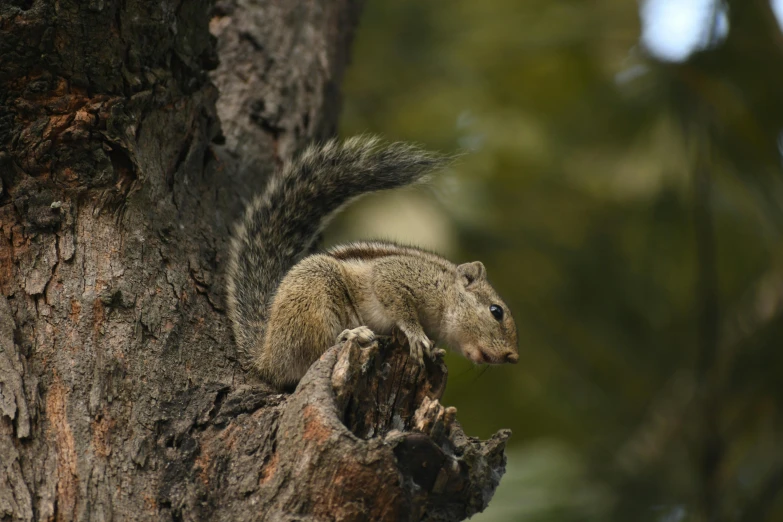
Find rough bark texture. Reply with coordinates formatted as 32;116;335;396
0;1;509;521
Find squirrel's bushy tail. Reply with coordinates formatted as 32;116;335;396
226;136;451;365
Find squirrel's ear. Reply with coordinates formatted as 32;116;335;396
457;261;486;286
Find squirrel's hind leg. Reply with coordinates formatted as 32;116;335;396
259;256;356;388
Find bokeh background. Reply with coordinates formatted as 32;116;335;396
326;1;783;520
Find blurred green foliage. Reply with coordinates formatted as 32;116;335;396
331;0;783;520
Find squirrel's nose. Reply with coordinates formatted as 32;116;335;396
505;352;519;364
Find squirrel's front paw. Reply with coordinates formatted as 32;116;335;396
337;326;376;347
408;334;435;367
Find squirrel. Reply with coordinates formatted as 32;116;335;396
226;136;519;390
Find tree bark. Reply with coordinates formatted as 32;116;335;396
0;1;509;521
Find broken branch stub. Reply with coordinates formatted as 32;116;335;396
335;337;511;520
156;337;509;521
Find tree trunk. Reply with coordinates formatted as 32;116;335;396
0;1;509;521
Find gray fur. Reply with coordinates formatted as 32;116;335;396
226;136;450;367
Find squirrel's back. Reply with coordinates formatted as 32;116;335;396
226;137;450;367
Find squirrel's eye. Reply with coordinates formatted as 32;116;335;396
489;305;503;321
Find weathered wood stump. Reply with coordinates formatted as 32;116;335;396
156;338;508;521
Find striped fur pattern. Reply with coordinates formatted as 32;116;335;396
254;237;519;388
226;136;449;369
